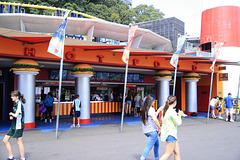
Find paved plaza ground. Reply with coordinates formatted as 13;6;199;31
0;114;240;160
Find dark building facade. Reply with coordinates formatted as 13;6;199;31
137;17;185;52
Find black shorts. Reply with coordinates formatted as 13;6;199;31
137;107;141;113
216;106;222;112
74;111;81;118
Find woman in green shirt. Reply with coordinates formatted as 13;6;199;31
160;96;184;160
3;90;26;160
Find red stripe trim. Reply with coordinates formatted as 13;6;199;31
186;111;198;116
24;122;35;129
90;103;93;114
80;118;90;124
98;102;100;113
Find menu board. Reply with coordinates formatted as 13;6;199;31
50;70;59;80
102;72;109;81
49;70;144;82
96;72;103;80
50;70;68;80
133;74;139;82
67;70;75;80
109;73;122;81
62;70;68;80
90;72;96;81
139;74;144;82
127;74;134;82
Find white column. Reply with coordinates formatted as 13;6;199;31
156;78;171;108
14;71;39;128
74;74;92;124
184;79;199;115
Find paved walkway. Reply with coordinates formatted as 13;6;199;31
0;113;240;160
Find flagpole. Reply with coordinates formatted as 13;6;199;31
120;61;129;133
207;41;216;124
53;10;69;139
173;61;178;96
56;56;63;139
120;25;131;133
56;24;67;139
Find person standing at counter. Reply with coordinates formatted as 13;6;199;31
134;92;142;117
44;92;54;123
71;95;82;128
92;92;101;101
110;90;114;102
125;93;132;116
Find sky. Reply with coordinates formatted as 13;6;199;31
132;0;203;37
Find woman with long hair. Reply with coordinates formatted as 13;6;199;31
160;95;184;160
3;90;26;160
140;95;162;160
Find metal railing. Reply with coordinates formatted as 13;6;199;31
0;2;98;19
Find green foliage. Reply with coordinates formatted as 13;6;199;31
133;4;165;23
4;0;165;24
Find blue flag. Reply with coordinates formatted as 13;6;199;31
47;10;70;58
170;35;186;68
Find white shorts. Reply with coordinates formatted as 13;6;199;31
225;108;233;115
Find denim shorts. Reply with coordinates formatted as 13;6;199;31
126;100;132;105
210;105;214;111
166;135;177;142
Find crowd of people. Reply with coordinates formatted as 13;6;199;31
2;89;238;160
210;93;235;122
124;91;147;117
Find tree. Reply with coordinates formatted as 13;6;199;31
133;4;165;23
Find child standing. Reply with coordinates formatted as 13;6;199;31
160;95;184;160
71;95;82;128
216;97;223;119
39;101;46;121
3;90;26;160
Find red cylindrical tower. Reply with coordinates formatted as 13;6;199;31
201;0;240;61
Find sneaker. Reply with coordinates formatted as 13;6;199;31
230;119;234;122
71;124;75;128
45;119;47;123
226;118;228;122
7;157;16;160
49;119;52;123
218;116;223;119
76;124;81;128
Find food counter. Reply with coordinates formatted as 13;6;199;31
35;101;158;117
